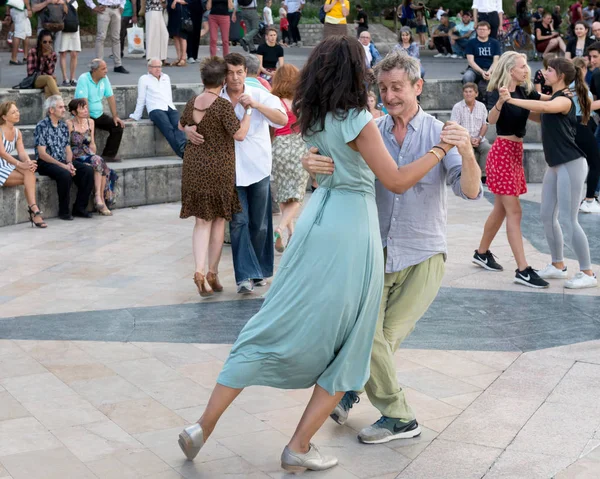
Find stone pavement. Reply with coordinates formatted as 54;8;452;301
0;186;599;478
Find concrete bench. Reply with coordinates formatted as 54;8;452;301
0;157;182;227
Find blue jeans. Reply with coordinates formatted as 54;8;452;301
149;108;187;158
452;37;469;57
230;176;274;284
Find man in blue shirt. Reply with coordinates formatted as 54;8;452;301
34;95;94;220
451;10;475;58
75;59;125;162
462;21;501;108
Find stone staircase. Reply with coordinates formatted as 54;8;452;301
0;78;548;227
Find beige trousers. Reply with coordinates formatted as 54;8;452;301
96;7;122;67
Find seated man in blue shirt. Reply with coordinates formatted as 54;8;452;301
302;51;483;446
35;95;95;220
75;59;125;162
451;10;475;58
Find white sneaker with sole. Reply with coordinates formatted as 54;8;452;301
536;264;568;279
450;54;458;58
580;199;600;213
434;53;445;58
565;272;598;289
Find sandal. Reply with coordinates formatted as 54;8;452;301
193;273;214;298
176;59;187;67
27;204;48;228
95;202;113;216
169;59;180;66
274;228;285;253
9;60;23;66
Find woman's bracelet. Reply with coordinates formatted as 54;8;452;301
432;145;447;156
494;104;502;112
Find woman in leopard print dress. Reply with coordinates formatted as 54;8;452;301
179;57;251;297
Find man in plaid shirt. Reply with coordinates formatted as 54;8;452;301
451;82;490;182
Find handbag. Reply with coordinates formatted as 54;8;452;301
181;5;193;34
62;0;79;33
13;72;39;90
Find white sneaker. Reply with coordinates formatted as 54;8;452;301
187;58;196;64
434;53;445;58
537;264;568;279
445;53;452;57
580;199;600;213
450;54;458;58
564;272;598;289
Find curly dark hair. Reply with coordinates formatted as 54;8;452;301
292;36;368;137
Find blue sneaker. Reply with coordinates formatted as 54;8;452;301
330;391;360;425
358;416;421;444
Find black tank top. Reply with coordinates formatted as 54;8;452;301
540;91;586;167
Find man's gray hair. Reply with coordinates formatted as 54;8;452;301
374;50;422;84
44;95;64;115
90;58;103;72
244;54;260;75
147;57;162;66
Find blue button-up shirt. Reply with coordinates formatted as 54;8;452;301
375;108;483;273
34;116;70;164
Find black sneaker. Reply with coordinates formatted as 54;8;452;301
114;66;130;74
514;267;549;289
472;250;503;271
330;391;359;425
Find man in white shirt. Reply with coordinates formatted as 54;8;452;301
451;82;490;181
472;0;503;39
283;0;304;46
182;53;287;294
84;0;129;73
128;58;187;158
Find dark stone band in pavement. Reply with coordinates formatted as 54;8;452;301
1;287;598;352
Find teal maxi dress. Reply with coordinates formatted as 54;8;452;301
217;109;384;395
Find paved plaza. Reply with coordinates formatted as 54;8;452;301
0;184;599;478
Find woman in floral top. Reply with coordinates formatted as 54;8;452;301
26;30;60;98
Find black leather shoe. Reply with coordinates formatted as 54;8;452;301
73;210;93;219
59;214;74;221
114;66;130;74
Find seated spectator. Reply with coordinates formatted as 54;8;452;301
533;53;557;94
462;21;501;108
256;27;284;84
128;58;187;158
451;10;475;58
451;82;491;182
535;12;566;57
67;99;113;216
532;5;544;23
0;101;47;228
27;30;60;98
244;54;272;91
358;30;382;71
75;59;125;163
394;26;425;78
367;91;384;118
566;20;594;58
552;5;563;31
432;13;454;57
591;20;600;38
35;95;94;220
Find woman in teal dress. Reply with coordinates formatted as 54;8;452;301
178;36;446;473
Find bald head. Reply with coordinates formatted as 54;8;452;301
593;21;600;38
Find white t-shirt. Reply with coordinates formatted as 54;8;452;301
283;0;305;14
263;6;273;25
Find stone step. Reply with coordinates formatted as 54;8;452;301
0;157;182;228
428;110;543;143
18;119;182;160
0;84;200;125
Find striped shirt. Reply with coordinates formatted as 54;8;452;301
0;129;19;186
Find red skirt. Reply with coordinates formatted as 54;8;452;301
486;137;527;197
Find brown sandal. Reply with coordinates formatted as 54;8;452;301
206;272;223;292
176;59;187;67
193;273;214;297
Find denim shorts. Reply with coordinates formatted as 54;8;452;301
416;25;427;33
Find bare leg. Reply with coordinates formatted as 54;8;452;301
5;169;46;225
11;38;20;62
70;51;78;82
544;38;558;56
207;217;225;274
279;200;301;238
288;385;345;453
197;383;243;440
500;195;528;271
477;194;506;253
180;38;187;61
60;52;68;82
23;38;28;61
192;217;212;274
93;171;103;202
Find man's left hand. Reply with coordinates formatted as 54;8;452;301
115;117;125;128
439;121;472;157
239;94;257;109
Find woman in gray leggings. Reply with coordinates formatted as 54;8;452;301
499;57;597;289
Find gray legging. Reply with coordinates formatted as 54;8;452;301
540;157;592;271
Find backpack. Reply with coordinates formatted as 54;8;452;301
238;0;252;6
62;0;79;33
39;3;66;32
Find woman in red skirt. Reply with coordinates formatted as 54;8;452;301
471;51;551;288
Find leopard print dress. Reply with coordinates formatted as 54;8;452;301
179;96;242;221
